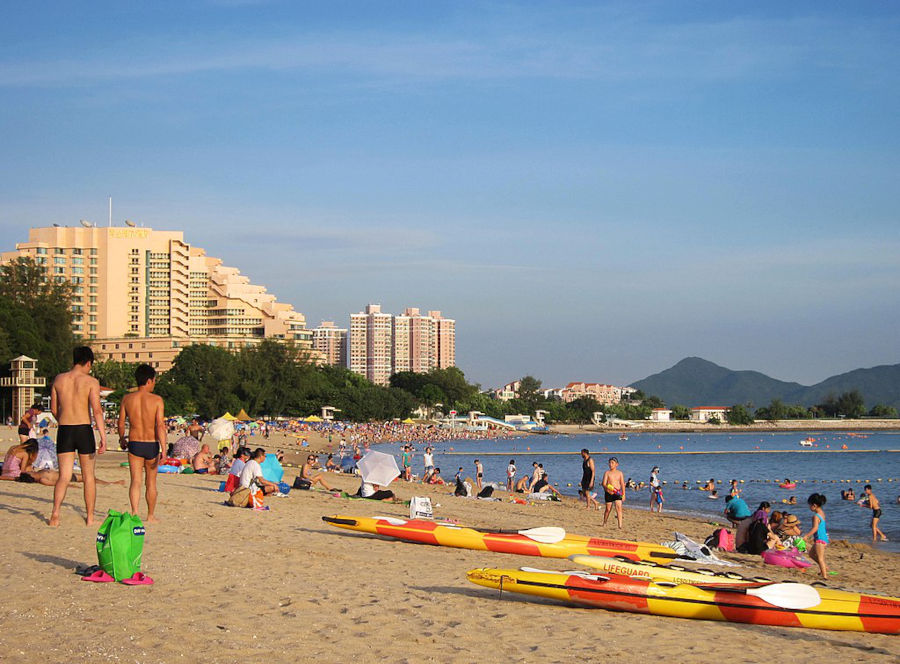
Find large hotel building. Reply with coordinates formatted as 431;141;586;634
349;304;456;385
1;225;315;370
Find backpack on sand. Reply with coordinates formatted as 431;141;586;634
96;510;145;582
227;486;251;507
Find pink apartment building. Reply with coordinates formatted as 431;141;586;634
312;321;348;367
349;304;456;385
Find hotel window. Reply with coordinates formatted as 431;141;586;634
90;277;97;284
90;248;97;255
90;268;97;275
90;286;98;293
72;257;83;265
54;257;66;265
71;267;84;274
36;247;47;255
90;258;97;265
73;248;82;255
54;267;64;275
55;248;65;254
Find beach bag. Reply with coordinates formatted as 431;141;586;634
96;510;144;582
741;520;770;555
705;528;735;552
292;477;311;490
227;486;251;508
454;478;467;497
410;496;434;520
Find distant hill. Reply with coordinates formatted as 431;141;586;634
631;357;900;411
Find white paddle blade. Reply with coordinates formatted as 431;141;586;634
748;583;821;610
518;526;566;543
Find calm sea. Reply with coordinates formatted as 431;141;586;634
379;430;900;553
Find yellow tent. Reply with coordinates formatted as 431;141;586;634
401;418;416;424
221;412;237;421
235;408;252;421
304;415;323;422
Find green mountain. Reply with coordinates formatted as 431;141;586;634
631;357;900;411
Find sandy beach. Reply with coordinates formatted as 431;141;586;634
0;430;897;664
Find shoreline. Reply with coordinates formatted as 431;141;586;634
549;419;900;435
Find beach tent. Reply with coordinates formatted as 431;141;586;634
305;415;323;422
401;418;416;424
235;409;252;421
220;412;237;421
259;454;284;483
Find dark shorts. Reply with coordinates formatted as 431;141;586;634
57;424;96;456
18;424;30;436
194;467;208;474
581;480;592;492
604;491;622;503
873;508;883;519
128;441;160;460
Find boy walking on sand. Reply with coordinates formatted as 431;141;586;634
118;364;166;523
601;457;626;528
864;485;888;542
49;346;107;527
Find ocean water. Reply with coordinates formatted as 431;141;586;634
379;430;900;553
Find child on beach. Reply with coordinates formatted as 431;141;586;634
864;485;888;542
649;466;662;514
506;459;516;492
803;493;829;579
601;457;626;528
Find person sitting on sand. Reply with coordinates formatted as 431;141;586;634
301;454;334;490
325;454;341;472
356;479;395;501
192;444;217;474
239;448;279;495
1;440;123;487
215;449;232;475
426;467;444;485
514;475;531;493
532;472;562;497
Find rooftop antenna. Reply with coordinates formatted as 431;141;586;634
108;197;112;227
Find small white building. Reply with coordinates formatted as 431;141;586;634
649;408;672;422
690;407;729;423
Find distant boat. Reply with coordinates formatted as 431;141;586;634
619;434;629;441
800;437;815;447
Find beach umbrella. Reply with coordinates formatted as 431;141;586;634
305;415;323;422
208;418;235;442
357;451;400;486
172;435;201;459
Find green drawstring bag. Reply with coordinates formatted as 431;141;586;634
96;510;145;581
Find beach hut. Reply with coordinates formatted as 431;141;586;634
220;412;237;421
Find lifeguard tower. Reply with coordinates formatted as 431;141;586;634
1;356;46;423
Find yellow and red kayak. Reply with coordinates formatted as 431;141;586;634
322;515;677;561
467;567;900;633
569;554;773;585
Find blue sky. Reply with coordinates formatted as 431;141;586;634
2;1;898;389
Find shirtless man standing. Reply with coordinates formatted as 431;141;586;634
601;457;626;529
117;364;166;523
49;346;107;526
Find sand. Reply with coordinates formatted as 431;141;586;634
0;430;896;664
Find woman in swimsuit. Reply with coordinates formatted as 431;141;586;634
1;440;124;487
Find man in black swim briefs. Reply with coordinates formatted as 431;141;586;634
118;364;166;523
127;440;160;460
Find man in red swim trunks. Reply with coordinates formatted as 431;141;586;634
49;346;107;526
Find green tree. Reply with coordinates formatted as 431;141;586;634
92;360;139;391
725;404;754;425
162;344;239;418
869;404;898;418
517;375;543;410
671;404;691;420
836;390;866;418
0;257;76;380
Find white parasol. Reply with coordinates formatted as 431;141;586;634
207;418;235;442
357;451;400;486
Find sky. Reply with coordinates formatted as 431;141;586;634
1;1;898;389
